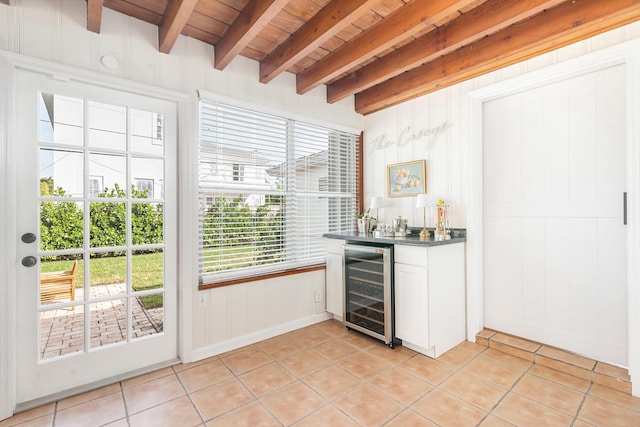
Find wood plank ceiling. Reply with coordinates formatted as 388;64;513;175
87;0;640;115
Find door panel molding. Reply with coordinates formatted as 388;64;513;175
468;38;640;396
0;50;193;417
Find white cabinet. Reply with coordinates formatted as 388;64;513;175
394;243;466;358
324;238;344;320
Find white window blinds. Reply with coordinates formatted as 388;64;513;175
199;100;358;284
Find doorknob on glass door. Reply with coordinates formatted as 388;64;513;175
22;256;37;267
21;233;36;243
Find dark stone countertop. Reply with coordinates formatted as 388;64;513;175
323;228;466;247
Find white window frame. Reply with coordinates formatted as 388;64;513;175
198;95;359;285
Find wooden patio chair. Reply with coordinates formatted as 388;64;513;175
40;260;78;307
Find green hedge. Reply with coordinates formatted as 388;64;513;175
40;183;163;253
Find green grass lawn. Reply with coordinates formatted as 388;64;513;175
40;252;164;308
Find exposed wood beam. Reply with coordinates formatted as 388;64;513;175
295;0;478;95
259;0;380;84
159;0;199;54
103;0;163;25
355;0;640;115
214;0;289;70
87;0;104;33
327;0;565;103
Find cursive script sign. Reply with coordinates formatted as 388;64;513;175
368;122;452;151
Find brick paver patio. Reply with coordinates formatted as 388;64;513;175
39;283;164;359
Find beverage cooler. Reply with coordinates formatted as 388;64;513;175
343;243;397;348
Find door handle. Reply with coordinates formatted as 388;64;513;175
624;192;627;225
22;256;37;267
21;232;37;243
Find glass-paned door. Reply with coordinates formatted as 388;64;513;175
15;69;177;404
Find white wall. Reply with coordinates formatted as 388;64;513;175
0;0;362;370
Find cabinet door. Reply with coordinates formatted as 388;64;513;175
325;252;344;317
394;263;428;349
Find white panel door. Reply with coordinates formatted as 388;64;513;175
14;69;178;403
483;64;627;365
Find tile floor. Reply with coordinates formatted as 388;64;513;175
3;319;640;427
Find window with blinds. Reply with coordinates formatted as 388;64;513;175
199;99;358;284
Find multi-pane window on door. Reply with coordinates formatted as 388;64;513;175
37;92;166;360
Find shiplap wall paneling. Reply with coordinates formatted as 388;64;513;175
482;65;628;366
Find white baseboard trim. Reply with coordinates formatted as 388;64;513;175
191;312;331;362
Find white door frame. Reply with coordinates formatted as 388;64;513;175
466;40;640;395
0;50;195;419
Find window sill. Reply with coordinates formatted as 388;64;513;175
198;263;326;290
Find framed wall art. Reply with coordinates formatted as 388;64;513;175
387;160;426;197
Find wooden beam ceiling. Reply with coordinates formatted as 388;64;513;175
355;0;640;115
159;0;199;54
259;0;381;84
295;0;479;95
86;0;104;33
214;0;289;70
85;0;640;115
327;0;566;103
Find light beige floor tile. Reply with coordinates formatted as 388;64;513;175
492;393;573;427
399;354;457;385
293;405;360;427
206;401;279;427
279;349;331;377
173;356;218;373
463;356;523;388
177;359;234;393
594;361;630;380
102;419;129;427
437;346;477;368
123;374;186;415
292;327;333;348
340;331;379;349
369;367;433;406
238;362;296;397
121;367;174;389
260;381;326;425
588;383;640;412
440;371;507;411
312;338;360;362
491;333;541;353
302;365;362;401
334;384;405;426
411;389;486;426
537;345;596;370
57;383;121;410
477;329;497;340
455;340;488;355
366;343;416;366
0;404;55;427
220;347;273;375
482;348;533;370
128;396;201;427
0;414;54;427
256;335;304;360
513;374;584;415
338;351;394;381
578;395;640;427
190;378;254;421
528;364;591;392
479;415;515;426
534;354;592;380
54;392;126;427
385;409;438;426
312;320;349;337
